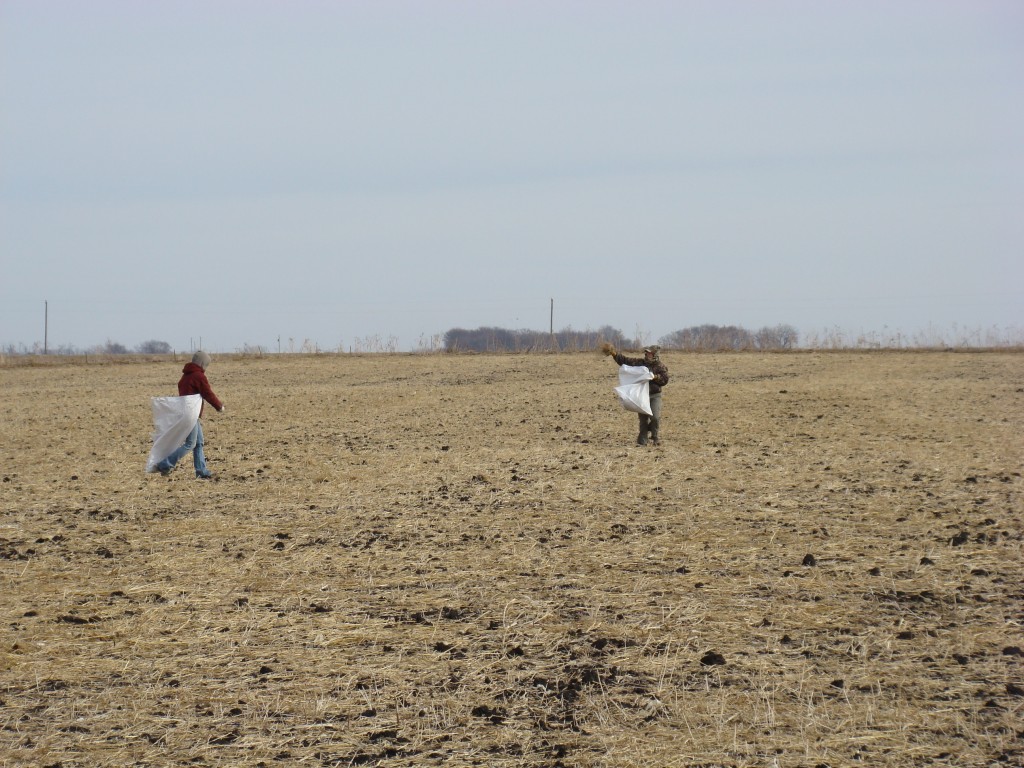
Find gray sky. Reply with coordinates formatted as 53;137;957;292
2;0;1022;352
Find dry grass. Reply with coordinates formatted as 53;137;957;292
1;351;1021;767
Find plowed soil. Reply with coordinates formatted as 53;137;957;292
1;351;1021;767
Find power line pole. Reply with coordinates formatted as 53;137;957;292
550;298;555;351
44;300;48;354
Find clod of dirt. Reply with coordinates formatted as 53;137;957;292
368;729;402;743
57;614;97;625
950;531;970;546
700;651;726;666
470;705;506;724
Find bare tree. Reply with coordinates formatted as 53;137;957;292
137;340;172;354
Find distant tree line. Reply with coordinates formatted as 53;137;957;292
659;324;799;351
442;324;799;352
1;339;174;356
8;323;1023;356
443;326;629;352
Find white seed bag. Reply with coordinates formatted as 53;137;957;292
145;394;202;473
614;364;654;416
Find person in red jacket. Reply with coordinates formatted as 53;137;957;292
155;351;225;478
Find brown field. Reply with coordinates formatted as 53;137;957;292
1;351;1021;767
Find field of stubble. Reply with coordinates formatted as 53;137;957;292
1;351;1021;768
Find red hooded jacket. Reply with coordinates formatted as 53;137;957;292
178;362;223;416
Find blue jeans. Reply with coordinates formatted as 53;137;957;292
156;421;208;476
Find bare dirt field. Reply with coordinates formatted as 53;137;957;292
1;351;1021;767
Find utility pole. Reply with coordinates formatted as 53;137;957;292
44;300;48;354
550;298;555;351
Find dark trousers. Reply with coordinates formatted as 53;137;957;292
638;392;662;444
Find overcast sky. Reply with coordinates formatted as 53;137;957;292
2;0;1022;352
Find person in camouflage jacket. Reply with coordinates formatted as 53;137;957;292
601;343;669;446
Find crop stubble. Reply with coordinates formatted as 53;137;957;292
0;351;1021;767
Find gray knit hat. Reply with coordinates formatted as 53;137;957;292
192;350;211;370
